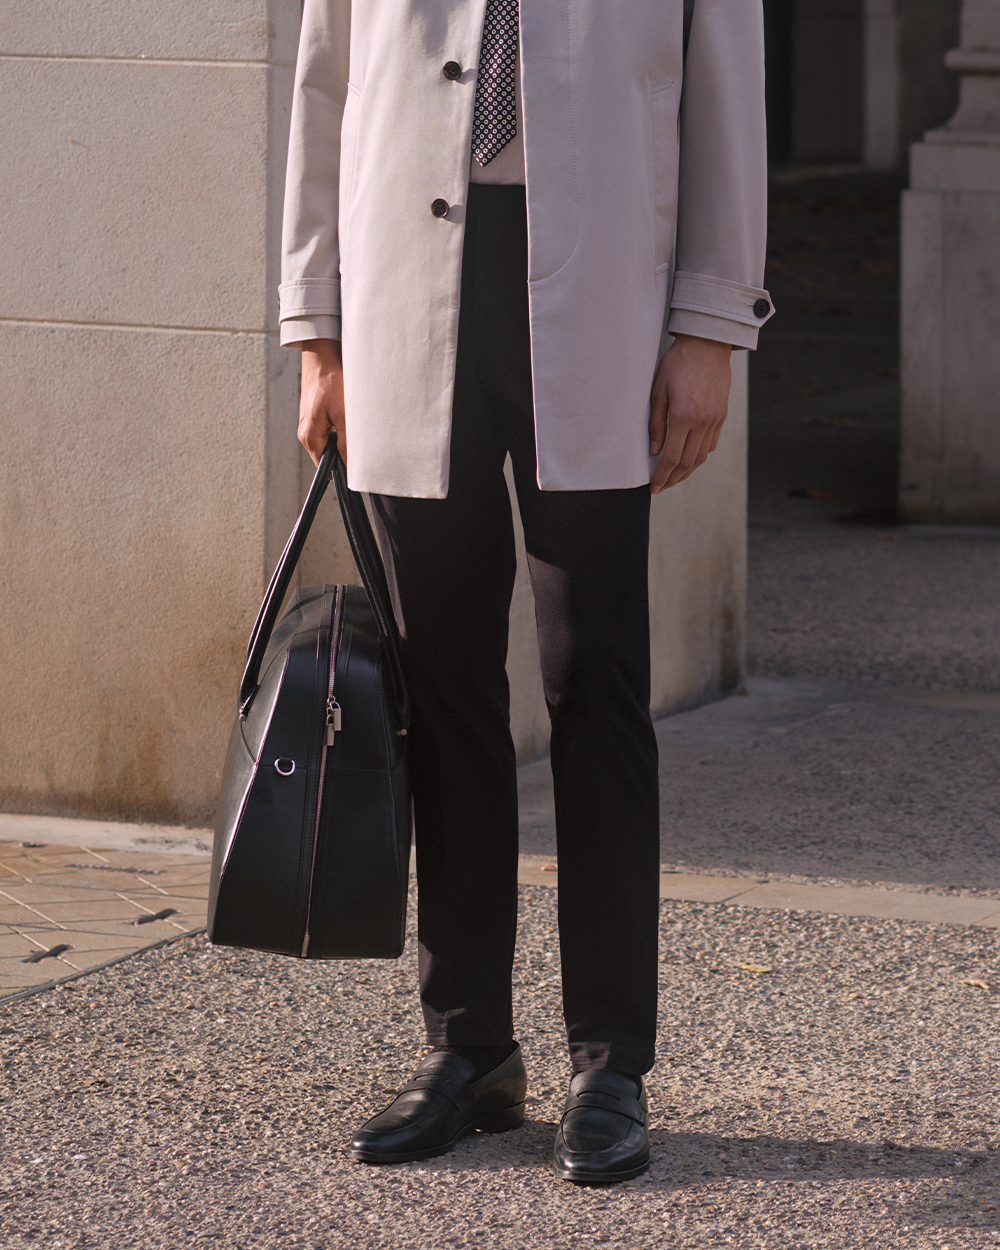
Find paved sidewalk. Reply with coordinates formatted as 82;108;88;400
7;676;1000;1001
0;838;210;995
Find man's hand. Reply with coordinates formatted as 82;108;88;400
648;333;732;493
297;339;346;467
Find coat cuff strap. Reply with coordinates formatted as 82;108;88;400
670;270;775;329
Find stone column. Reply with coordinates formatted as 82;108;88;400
900;0;1000;523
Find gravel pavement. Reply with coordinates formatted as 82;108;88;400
516;673;1000;900
749;526;1000;694
3;887;999;1250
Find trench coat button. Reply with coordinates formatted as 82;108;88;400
431;198;450;218
442;61;462;80
753;298;771;319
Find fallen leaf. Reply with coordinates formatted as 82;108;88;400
541;863;558;872
740;963;772;975
805;416;859;429
788;486;835;501
962;978;990;991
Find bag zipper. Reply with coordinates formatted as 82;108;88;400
301;587;344;957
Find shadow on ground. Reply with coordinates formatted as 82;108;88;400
410;1120;997;1215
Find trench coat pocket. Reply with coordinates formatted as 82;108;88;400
339;82;363;250
650;79;681;272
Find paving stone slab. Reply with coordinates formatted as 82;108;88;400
657;873;758;903
14;896;141;923
17;870;174;893
0;959;78;990
729;880;1000;925
3;816;998;999
0;902;51;925
0;932;43;959
0;817;213;857
0;883;114;906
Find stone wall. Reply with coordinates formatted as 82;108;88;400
900;0;1000;523
0;1;302;824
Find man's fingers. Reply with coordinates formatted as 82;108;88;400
650;412;726;491
298;339;346;467
298;412;331;467
708;419;724;455
299;412;343;468
650;425;693;493
648;397;669;456
652;413;718;491
675;422;717;483
648;333;732;493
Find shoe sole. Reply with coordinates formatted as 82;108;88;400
553;1157;650;1186
347;1102;525;1165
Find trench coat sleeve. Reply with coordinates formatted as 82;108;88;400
278;0;351;337
280;315;342;347
666;0;774;350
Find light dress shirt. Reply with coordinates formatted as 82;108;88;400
285;54;527;345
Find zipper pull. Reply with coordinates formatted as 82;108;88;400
326;698;342;745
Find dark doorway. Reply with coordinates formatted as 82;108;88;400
766;0;866;167
749;171;905;529
763;0;794;163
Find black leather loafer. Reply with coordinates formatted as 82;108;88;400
553;1069;650;1184
347;1047;527;1164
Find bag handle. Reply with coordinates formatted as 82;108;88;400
239;436;410;731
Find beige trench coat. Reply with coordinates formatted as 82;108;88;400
279;0;774;498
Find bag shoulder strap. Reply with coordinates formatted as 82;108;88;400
239;437;410;730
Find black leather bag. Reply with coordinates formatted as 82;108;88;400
208;438;411;959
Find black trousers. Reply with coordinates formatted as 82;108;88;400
372;184;660;1075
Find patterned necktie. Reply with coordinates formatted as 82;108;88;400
471;0;519;167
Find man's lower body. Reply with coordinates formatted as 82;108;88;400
349;184;660;1182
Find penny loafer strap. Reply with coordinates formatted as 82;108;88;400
399;1067;471;1110
562;1087;646;1125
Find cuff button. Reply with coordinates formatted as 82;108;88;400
753;298;771;319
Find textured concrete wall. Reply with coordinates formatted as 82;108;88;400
1;4;748;822
0;2;302;824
